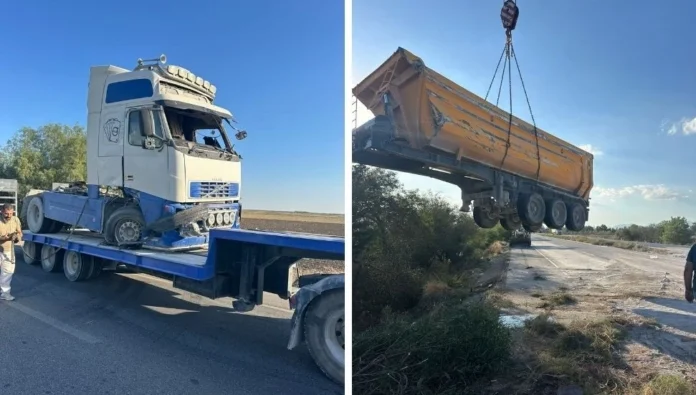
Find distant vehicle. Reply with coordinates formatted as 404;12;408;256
509;229;532;247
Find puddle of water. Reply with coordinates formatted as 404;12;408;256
499;313;541;328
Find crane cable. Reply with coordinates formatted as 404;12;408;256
483;0;542;181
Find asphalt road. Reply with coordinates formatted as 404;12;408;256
524;234;688;274
0;247;342;395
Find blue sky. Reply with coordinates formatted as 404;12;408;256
353;0;696;226
0;0;345;214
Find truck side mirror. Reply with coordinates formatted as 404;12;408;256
142;137;157;150
141;109;155;137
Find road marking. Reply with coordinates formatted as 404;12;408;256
6;302;101;344
533;247;560;268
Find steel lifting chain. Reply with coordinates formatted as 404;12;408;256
484;0;542;181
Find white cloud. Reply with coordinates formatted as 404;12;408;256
592;184;688;202
578;144;603;156
663;117;696;136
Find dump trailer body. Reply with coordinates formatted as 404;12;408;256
353;47;594;200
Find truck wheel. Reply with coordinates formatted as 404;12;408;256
26;197;56;234
304;290;344;385
40;244;64;273
500;215;522;230
105;207;145;246
517;193;546;226
22;241;38;265
473;207;499;229
63;251;93;282
544;199;567;230
566;202;586;231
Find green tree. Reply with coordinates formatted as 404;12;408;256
661;216;693;245
0;124;87;205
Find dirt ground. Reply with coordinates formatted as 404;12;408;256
242;210;345;276
494;242;696;392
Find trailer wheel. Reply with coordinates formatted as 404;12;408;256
518;193;545;226
87;258;104;280
565;202;586;231
544;199;567;230
473;207;499;229
304;290;344;385
63;251;93;282
500;215;522;231
105;207;145;246
40;244;64;273
26;197;57;234
22;241;38;265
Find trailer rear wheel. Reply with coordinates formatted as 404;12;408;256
544;199;567;230
26;197;56;234
40;244;64;273
518;193;546;226
566;202;586;231
63;251;93;282
304;290;344;385
22;241;38;265
87;258;104;280
500;215;522;231
473;207;499;229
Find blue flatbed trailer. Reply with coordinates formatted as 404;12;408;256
21;227;345;385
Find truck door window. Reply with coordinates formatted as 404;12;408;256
128;111;144;146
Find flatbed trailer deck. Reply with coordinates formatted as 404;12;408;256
21;227;346;385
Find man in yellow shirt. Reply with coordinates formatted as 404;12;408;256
0;204;22;301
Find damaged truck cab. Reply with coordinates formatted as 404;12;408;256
24;55;247;250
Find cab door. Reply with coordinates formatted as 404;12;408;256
122;107;170;200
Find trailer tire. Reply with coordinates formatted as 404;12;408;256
40;244;64;273
544;199;567;230
105;207;145;246
518;193;546;226
22;241;38;265
26;197;56;234
473;207;499;229
500;215;522;231
304;290;344;385
566;202;586;231
87;258;104;280
63;251;93;282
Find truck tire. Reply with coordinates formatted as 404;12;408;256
500;215;522;231
517;193;545;226
26;197;57;234
63;251;93;282
566;202;586;231
40;244;64;273
544;199;567;230
304;290;344;385
473;206;499;229
23;241;38;265
105;207;145;246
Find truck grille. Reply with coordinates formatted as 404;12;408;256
189;182;239;198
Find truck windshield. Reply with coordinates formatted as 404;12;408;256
163;107;232;152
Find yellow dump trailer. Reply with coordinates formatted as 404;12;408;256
352;47;593;232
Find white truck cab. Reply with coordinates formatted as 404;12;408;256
25;56;246;250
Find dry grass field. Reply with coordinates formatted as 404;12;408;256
242;210;345;276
